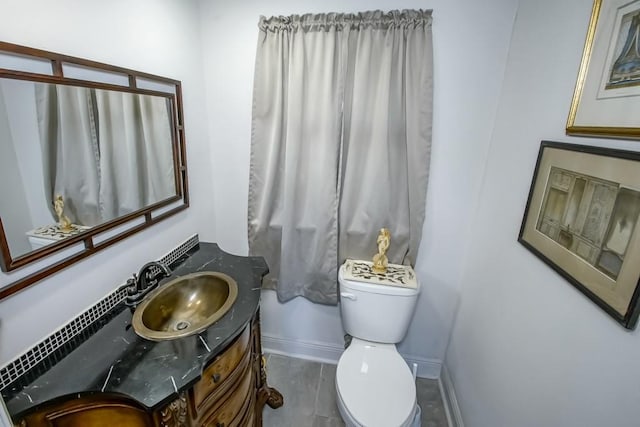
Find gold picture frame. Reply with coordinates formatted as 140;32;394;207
567;0;640;138
519;142;640;329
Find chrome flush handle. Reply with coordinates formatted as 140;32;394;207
340;292;357;301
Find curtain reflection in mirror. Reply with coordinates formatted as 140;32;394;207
0;85;33;255
36;84;101;226
35;84;175;227
95;89;175;221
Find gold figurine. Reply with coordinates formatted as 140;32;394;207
372;228;391;274
54;195;73;232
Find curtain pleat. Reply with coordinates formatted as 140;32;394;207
249;9;433;304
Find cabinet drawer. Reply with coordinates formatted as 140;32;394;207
242;410;255;427
194;326;251;409
201;363;254;427
236;387;257;427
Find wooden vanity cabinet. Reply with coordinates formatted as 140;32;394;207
16;312;282;427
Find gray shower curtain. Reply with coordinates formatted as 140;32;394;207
249;10;433;304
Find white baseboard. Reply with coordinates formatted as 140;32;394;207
440;364;464;427
262;334;344;365
261;334;442;379
403;354;442;379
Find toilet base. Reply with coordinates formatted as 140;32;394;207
336;383;421;427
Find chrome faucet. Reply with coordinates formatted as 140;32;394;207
125;261;172;306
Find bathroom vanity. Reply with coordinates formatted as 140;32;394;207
1;243;283;426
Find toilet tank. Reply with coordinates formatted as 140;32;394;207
338;265;419;344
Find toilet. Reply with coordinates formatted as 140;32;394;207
336;259;421;427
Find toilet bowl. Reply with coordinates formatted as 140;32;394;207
336;260;420;427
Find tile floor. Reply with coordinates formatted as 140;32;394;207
262;353;449;427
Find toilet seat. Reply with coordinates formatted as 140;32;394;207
336;338;417;427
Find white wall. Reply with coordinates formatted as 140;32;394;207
0;0;215;365
197;0;518;374
445;0;640;425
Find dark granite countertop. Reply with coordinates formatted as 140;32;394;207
2;243;267;420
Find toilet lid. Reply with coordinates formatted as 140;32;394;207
336;340;416;427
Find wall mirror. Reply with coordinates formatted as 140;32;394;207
0;41;189;300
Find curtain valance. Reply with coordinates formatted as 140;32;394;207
258;9;432;32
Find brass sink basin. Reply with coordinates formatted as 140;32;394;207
132;272;238;341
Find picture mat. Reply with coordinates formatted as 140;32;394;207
521;146;640;315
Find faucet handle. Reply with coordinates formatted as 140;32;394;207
125;277;137;296
142;262;171;289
